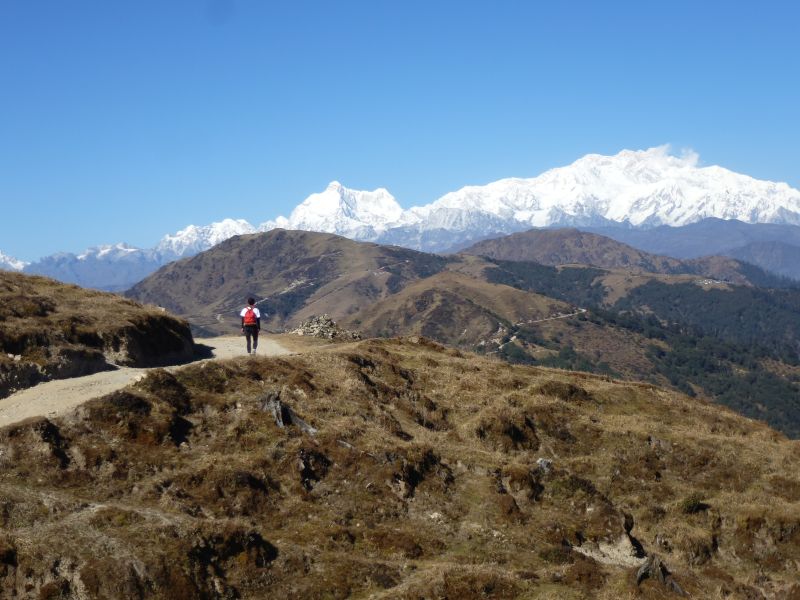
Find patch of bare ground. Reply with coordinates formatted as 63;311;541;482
761;358;800;382
0;337;797;598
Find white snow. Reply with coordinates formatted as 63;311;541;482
155;218;256;258
403;146;800;230
0;251;28;271
77;243;142;261
261;147;800;244
269;181;404;239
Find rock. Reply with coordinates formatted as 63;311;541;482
573;534;646;568
636;554;685;595
536;458;553;474
0;361;45;399
259;390;318;436
290;314;361;340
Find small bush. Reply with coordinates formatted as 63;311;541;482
678;492;710;514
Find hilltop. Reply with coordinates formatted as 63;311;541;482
0;272;195;398
0;338;797;598
127;229;450;336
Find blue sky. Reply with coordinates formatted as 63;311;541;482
1;0;799;260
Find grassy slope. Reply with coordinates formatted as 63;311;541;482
341;271;569;345
0;338;797;599
127;230;450;335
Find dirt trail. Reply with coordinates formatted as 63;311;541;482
0;335;290;428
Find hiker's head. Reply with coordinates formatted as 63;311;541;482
247;297;255;306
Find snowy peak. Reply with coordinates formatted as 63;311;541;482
77;243;144;261
0;251;27;271
156;218;256;258
389;146;800;235
282;181;404;238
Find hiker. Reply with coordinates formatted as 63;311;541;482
240;297;261;355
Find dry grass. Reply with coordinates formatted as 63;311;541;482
342;271;568;347
0;337;797;598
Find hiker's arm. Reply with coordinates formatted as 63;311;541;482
257;317;261;331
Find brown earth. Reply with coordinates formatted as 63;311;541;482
0;337;797;599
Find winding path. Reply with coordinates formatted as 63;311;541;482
0;335;291;428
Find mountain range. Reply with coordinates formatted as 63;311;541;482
13;219;258;291
6;146;800;288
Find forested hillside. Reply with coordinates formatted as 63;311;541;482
483;259;800;436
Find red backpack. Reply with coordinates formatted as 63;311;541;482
243;306;257;326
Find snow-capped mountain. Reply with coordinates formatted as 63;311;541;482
25;244;162;292
15;145;800;289
76;243;152;262
409;146;800;230
263;146;800;250
24;220;257;291
0;251;28;271
156;218;257;259
260;181;403;240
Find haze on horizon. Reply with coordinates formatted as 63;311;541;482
1;1;799;260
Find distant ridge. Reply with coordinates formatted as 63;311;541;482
583;217;800;258
461;229;684;273
460;228;790;287
724;241;800;281
581;218;800;281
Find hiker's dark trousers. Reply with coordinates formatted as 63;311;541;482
244;326;259;353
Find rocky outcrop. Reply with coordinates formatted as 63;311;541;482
290;314;361;340
0;272;196;398
97;315;195;367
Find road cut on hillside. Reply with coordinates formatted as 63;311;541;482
0;335;291;428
